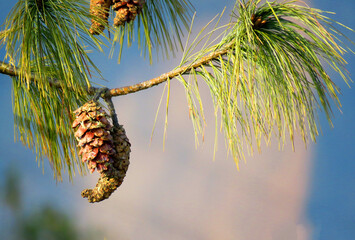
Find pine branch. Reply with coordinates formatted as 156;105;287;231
1;42;234;98
0;0;353;180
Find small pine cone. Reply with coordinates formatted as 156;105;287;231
73;101;115;174
81;125;131;203
251;14;270;30
89;0;113;35
112;0;145;26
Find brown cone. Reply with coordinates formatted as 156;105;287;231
112;0;145;26
73;101;131;203
89;0;113;35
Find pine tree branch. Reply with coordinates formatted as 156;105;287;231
1;42;233;98
1;0;353;181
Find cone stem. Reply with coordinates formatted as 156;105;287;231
103;96;119;128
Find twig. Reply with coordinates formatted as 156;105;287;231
0;61;18;78
0;60;62;88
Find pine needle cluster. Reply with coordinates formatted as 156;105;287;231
165;0;353;167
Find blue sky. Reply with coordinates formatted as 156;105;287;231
306;0;355;239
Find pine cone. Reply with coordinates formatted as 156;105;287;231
89;0;113;35
73;101;131;203
112;0;145;26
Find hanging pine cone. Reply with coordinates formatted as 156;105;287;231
89;0;113;35
73;101;131;203
112;0;145;26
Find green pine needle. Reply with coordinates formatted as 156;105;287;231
12;77;89;180
173;0;353;167
110;0;194;62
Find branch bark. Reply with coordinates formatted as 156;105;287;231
0;60;62;88
0;61;20;78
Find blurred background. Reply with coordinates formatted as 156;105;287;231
0;0;354;239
